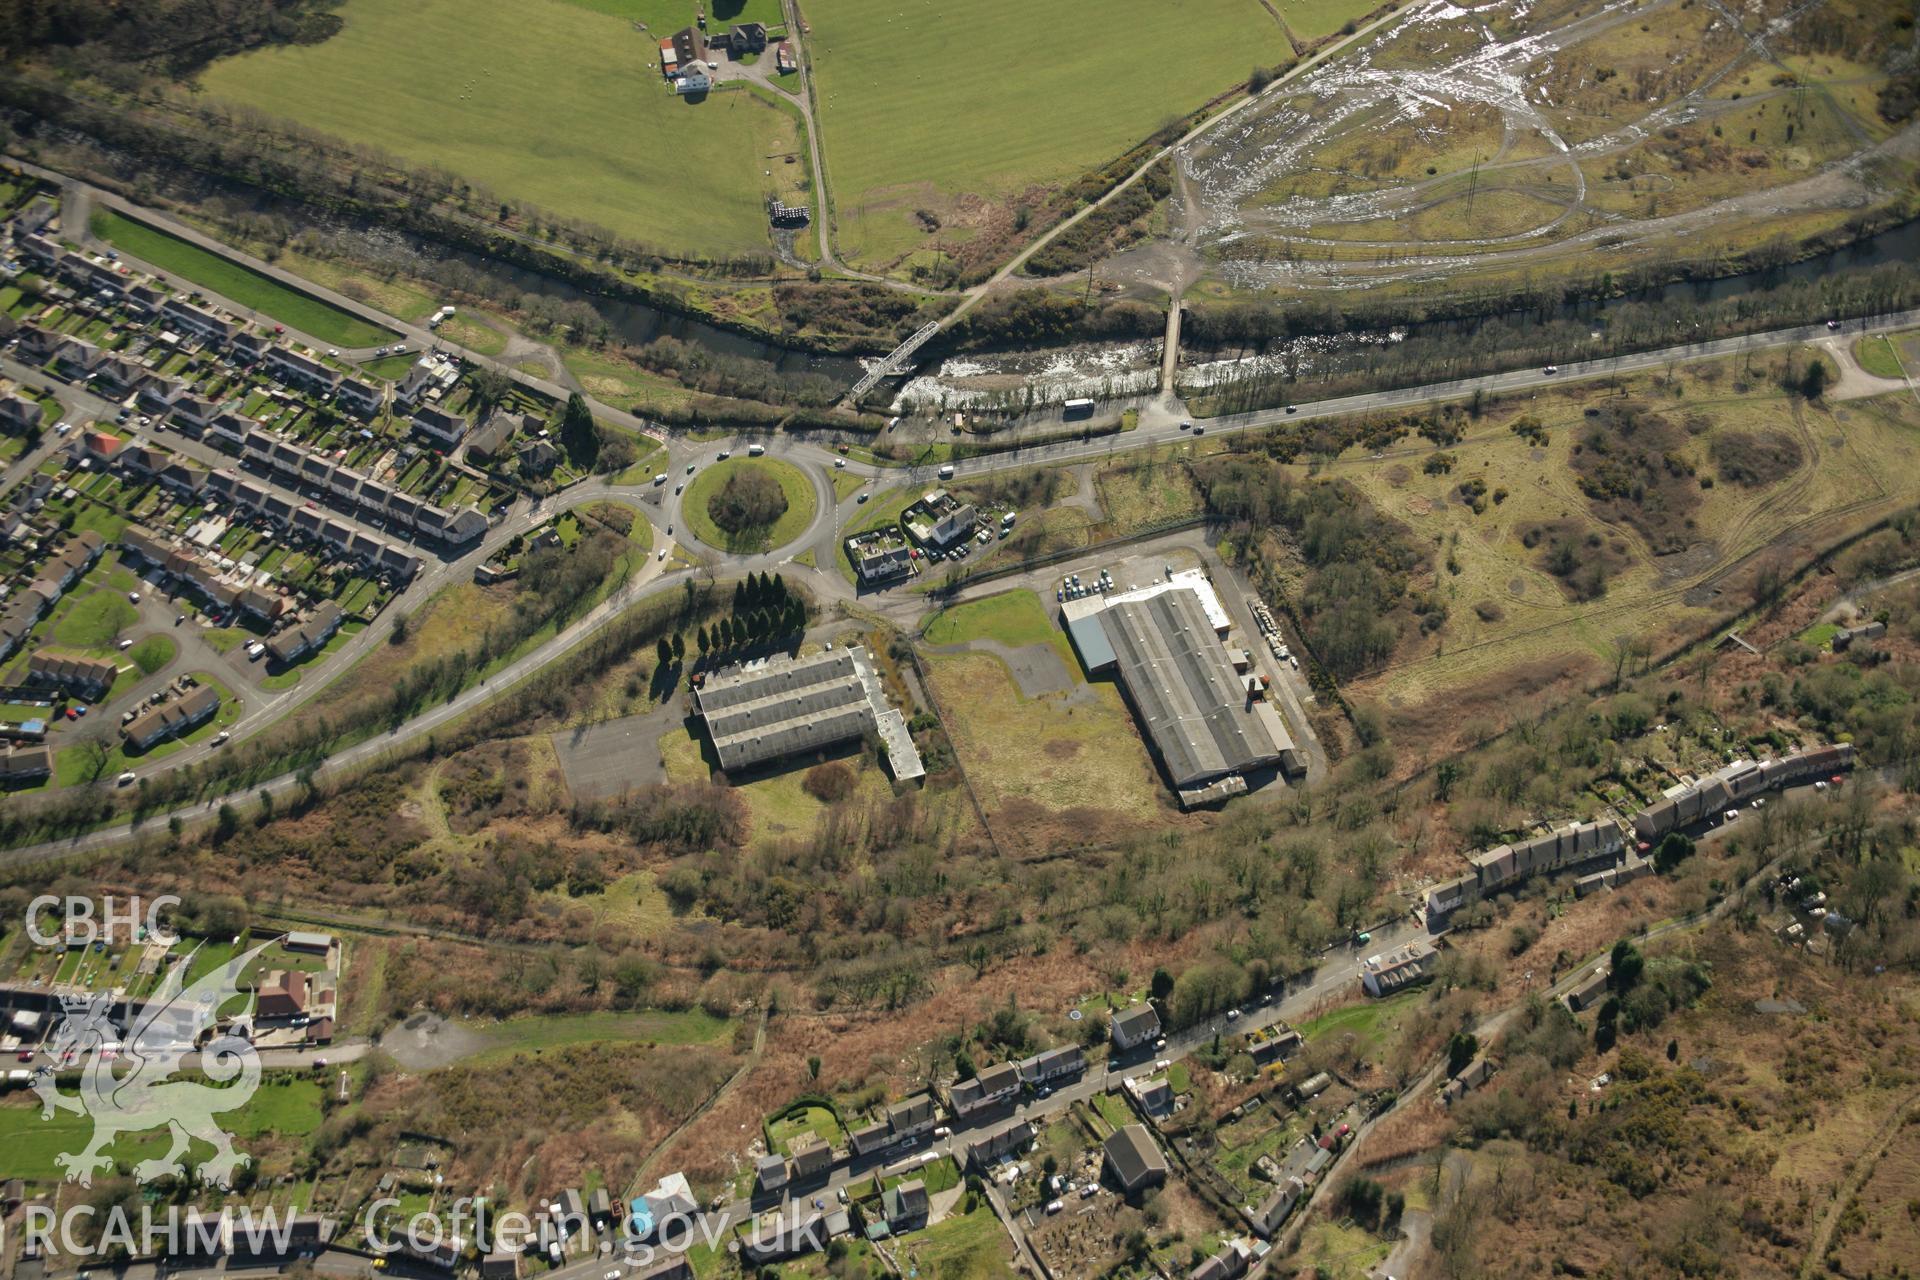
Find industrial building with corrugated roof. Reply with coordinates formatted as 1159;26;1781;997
1065;579;1289;792
695;646;923;781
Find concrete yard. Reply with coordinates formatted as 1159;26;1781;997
550;703;685;801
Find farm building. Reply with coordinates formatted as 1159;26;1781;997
694;646;923;780
660;26;707;77
676;62;713;95
1063;577;1292;793
726;21;768;54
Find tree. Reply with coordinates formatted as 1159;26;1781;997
1653;832;1695;873
559;392;599;470
75;737;113;785
1609;939;1644;992
1150;967;1175;1002
1800;358;1828;400
1445;1031;1479;1077
469;365;513;412
671;632;685;661
696;625;709;654
1434;760;1461;803
807;1055;822;1081
656;637;673;668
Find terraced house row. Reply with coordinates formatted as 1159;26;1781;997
231;422;488;548
1424;742;1858;923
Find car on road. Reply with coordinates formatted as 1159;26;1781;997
116;771;137;786
1826;319;1840;330
175;614;185;625
375;346;389;356
1226;1007;1243;1021
933;1126;951;1138
64;707;79;721
717;450;730;460
211;731;230;747
1045;1200;1063;1215
246;641;267;660
1723;808;1739;822
327;348;340;357
1154;1037;1167;1051
837;1187;848;1205
1751;797;1766;809
604;1269;621;1278
1179;421;1191;431
16;1050;32;1062
1153;1058;1171;1071
128;591;140;603
1815;780;1829;791
1353;931;1372;947
118;638;133;650
1543;364;1559;374
1192;425;1205;435
834;458;847;468
657;548;666;561
392;343;407;354
857;492;870;503
1286;405;1298;414
686;464;696;474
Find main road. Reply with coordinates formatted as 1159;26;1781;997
8;156;1920;861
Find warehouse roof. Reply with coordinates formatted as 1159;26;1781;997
1096;587;1283;788
696;646;922;779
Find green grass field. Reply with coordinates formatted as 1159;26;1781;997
681;456;816;552
809;0;1291;267
201;0;799;258
922;588;1075;667
767;1102;846;1155
1855;333;1911;381
471;1008;730;1063
129;635;176;675
0;1077;324;1182
89;211;392;348
53;590;138;650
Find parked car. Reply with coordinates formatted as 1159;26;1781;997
116;771;137;786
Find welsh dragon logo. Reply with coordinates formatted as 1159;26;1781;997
34;939;273;1188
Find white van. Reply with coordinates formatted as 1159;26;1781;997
748;443;765;456
938;464;955;480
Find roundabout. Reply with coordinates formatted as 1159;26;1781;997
678;455;819;555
